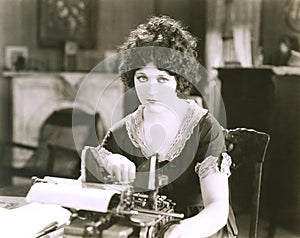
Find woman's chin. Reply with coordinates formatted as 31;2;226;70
145;103;166;113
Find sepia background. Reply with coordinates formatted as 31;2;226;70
0;0;300;237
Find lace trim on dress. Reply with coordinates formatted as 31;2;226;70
125;108;142;148
127;106;158;159
166;101;207;161
125;100;208;161
195;153;232;180
125;108;152;158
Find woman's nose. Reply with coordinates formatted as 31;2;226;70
147;82;159;95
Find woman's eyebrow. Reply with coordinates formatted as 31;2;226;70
135;71;145;75
157;73;169;77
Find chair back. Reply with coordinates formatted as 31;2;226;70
33;108;105;178
223;128;270;238
10;108;105;179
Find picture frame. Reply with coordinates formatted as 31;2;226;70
285;0;300;32
37;0;98;48
5;46;29;71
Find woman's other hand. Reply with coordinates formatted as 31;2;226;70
105;154;136;183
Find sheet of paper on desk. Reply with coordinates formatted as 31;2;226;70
0;202;71;237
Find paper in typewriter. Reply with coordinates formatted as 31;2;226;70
26;177;120;212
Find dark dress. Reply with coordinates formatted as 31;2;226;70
88;100;238;237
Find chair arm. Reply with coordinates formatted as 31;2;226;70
0;141;37;151
47;143;79;154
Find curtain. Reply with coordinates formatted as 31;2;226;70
231;0;262;67
204;0;226;123
205;0;226;70
204;0;262;123
232;25;252;67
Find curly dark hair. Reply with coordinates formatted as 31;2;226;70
118;15;200;96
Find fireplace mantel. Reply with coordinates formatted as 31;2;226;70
2;71;124;169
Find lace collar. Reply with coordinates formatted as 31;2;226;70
125;100;208;162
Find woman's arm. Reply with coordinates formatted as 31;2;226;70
164;171;229;238
81;123;136;183
164;113;231;238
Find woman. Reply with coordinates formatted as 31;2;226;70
84;15;237;238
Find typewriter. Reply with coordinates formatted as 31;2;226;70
26;148;183;238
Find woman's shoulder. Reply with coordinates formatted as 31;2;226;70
109;107;142;133
200;112;221;126
186;99;223;131
186;99;208;121
109;117;127;131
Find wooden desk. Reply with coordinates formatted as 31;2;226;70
0;196;27;210
0;184;30;209
0;184;66;238
217;67;300;235
0;184;30;197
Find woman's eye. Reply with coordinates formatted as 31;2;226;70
136;76;148;82
157;77;169;83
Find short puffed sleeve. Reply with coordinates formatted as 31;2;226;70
194;114;232;180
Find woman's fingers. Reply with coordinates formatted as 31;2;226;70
116;162;136;183
105;154;136;183
113;163;123;182
128;162;136;182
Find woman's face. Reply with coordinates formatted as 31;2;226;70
134;62;178;112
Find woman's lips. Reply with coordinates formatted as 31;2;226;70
146;99;159;103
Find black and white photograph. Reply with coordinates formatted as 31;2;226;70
0;0;300;237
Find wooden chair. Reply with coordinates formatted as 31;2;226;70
1;108;105;183
223;128;270;238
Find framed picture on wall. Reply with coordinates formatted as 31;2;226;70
37;0;98;48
